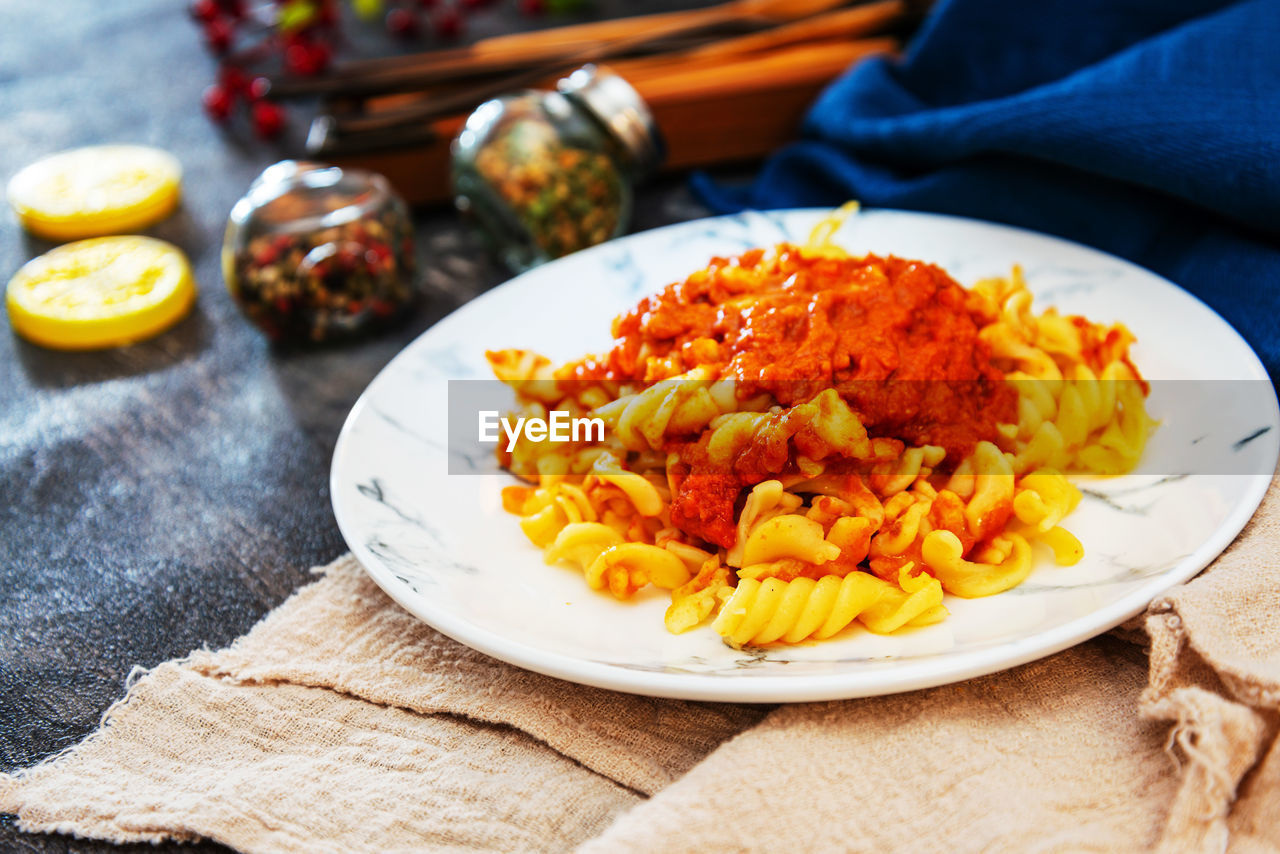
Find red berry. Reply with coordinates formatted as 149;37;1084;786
219;63;248;94
308;42;332;73
252;101;286;138
190;0;219;21
285;41;324;75
433;7;462;39
248;76;271;100
202;84;234;122
518;0;544;14
217;0;245;18
386;8;420;38
204;18;234;53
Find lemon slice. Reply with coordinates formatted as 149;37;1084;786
6;236;197;350
7;145;182;241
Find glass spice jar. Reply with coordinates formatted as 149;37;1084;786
223;160;418;343
451;65;663;272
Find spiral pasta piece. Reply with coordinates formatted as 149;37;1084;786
598;369;727;451
714;565;944;646
1012;471;1081;533
665;557;734;634
920;530;1033;598
727;480;803;567
741;514;841;566
585;542;692;599
705;389;875;472
546;522;623;574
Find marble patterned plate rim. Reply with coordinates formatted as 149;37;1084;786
331;207;1278;703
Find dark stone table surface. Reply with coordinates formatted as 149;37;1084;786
0;2;719;850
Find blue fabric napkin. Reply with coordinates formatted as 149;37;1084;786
692;0;1280;379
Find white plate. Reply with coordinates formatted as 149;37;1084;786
331;209;1279;703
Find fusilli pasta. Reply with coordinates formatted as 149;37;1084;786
487;205;1153;648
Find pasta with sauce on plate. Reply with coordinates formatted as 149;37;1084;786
487;204;1154;648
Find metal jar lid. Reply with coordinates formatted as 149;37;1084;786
557;65;664;178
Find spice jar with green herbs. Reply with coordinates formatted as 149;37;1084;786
452;65;663;272
224;161;417;343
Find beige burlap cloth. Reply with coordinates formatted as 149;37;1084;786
3;483;1279;853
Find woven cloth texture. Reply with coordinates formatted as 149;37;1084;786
3;479;1279;852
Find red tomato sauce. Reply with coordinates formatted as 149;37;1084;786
568;246;1017;547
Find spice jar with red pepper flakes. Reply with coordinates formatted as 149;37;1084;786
452;65;663;272
223;161;417;343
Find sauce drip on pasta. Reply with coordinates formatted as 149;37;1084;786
566;248;1015;457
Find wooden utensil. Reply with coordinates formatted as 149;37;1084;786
270;0;889;98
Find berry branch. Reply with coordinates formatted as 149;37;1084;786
192;0;586;138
